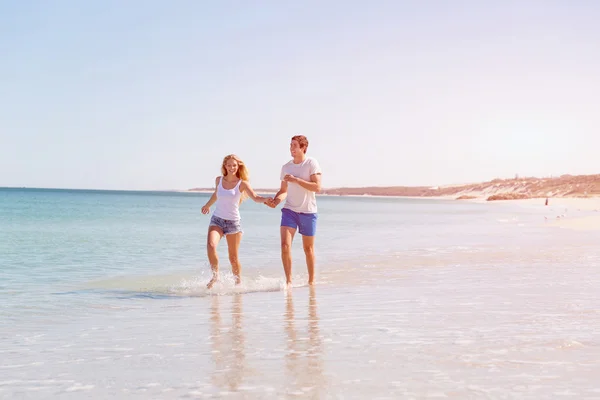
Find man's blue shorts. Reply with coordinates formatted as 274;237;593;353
281;208;318;236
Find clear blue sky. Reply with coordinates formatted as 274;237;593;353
1;0;599;190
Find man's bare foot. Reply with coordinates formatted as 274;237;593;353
308;280;314;286
207;276;219;289
234;276;241;286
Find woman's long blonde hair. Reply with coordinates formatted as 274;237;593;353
221;154;249;203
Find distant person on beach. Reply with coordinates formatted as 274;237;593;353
202;154;268;288
266;135;322;287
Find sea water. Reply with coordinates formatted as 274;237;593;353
1;188;599;399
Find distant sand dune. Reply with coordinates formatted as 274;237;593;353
189;173;600;201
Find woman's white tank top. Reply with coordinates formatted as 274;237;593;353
213;177;242;221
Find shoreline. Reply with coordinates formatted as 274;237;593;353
187;188;600;202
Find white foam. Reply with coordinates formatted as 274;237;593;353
0;362;44;370
171;272;306;297
65;384;95;392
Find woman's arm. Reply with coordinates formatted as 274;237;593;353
240;180;267;203
201;177;220;214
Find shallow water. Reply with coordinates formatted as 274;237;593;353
1;188;599;398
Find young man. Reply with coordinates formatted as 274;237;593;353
266;135;322;287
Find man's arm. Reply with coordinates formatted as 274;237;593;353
283;173;322;192
268;180;288;208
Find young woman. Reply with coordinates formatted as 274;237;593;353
201;154;267;288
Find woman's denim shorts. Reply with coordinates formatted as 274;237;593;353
209;215;243;235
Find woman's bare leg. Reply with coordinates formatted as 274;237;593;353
207;226;224;288
226;232;243;285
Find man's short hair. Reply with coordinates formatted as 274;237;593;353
291;135;309;153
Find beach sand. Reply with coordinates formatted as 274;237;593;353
511;196;600;211
547;215;600;231
508;197;600;231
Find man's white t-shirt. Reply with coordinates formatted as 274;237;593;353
280;157;322;213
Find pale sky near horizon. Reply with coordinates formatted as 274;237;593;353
1;1;599;190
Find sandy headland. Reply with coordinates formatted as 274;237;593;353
319;173;600;201
189;173;600;201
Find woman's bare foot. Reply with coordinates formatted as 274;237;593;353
207;275;219;289
234;275;241;286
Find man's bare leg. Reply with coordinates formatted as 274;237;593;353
207;226;223;288
280;226;296;287
226;232;243;285
302;235;316;285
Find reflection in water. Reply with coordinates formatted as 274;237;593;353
209;293;246;391
285;286;325;398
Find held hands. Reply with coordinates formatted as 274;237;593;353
264;197;280;208
201;204;210;214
